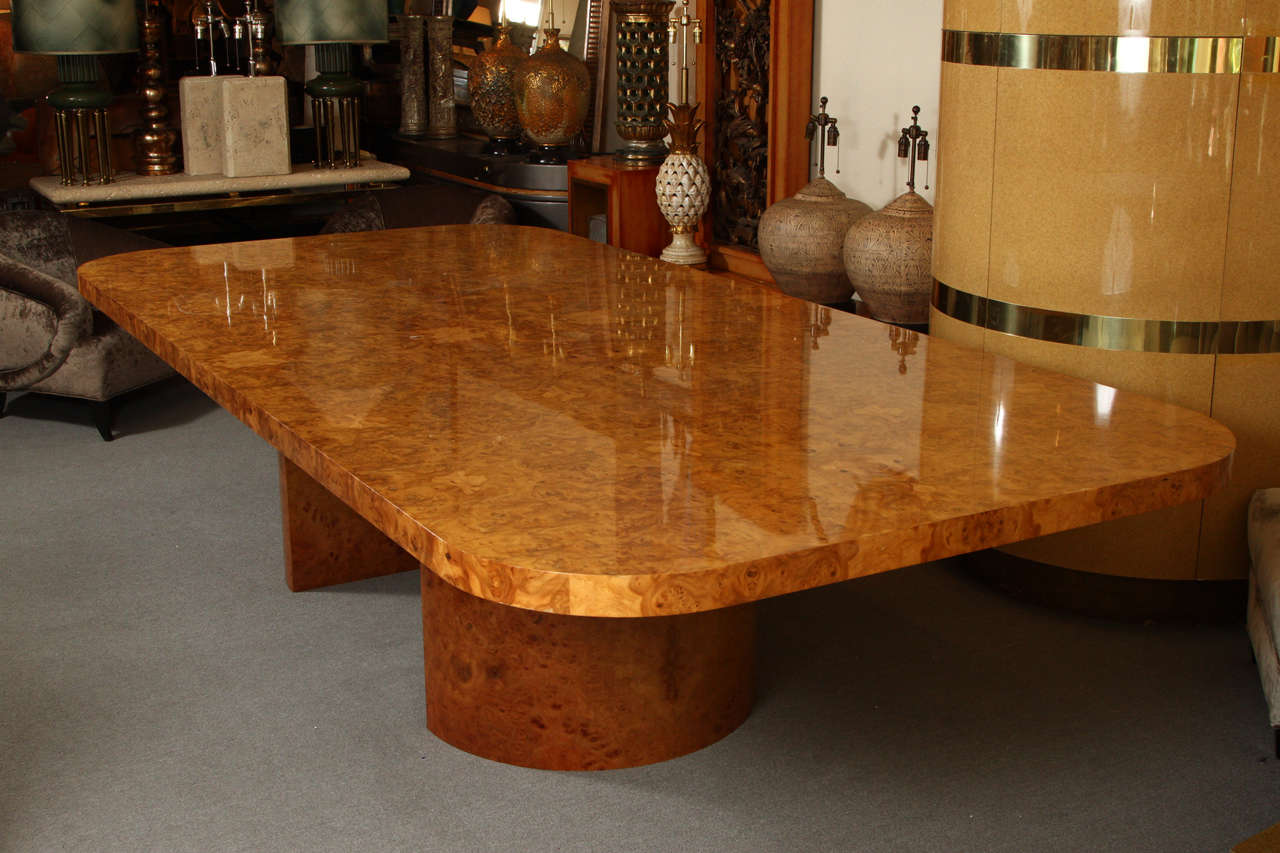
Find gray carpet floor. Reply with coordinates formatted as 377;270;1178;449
2;379;1278;852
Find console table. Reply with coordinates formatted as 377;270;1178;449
78;226;1235;771
30;160;410;215
31;160;411;244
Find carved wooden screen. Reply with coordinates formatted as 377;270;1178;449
696;0;813;280
709;0;770;250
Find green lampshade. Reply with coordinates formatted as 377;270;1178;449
11;0;138;55
277;0;389;45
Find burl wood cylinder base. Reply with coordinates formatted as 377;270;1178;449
421;572;756;770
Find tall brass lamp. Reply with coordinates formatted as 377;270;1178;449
10;0;139;185
276;0;388;168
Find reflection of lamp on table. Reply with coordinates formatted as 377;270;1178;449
11;0;139;185
277;0;389;168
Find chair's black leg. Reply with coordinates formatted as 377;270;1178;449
1274;728;1279;760
92;399;114;441
0;391;6;418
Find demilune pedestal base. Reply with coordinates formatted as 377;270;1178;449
421;571;756;770
277;453;754;770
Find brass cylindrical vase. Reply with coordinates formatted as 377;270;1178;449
612;0;674;164
399;15;427;137
426;15;456;139
469;25;525;155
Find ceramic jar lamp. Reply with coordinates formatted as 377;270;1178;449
843;105;934;325
758;97;872;304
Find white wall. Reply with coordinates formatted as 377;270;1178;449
812;0;943;208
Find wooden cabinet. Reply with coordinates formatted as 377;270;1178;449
567;156;670;258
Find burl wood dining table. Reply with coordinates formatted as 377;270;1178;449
78;225;1235;771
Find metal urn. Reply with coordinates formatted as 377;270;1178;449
468;24;525;155
612;0;674;164
513;28;590;164
758;98;871;304
843;106;934;324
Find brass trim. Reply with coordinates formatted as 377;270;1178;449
1244;36;1280;72
942;30;1254;73
932;282;1280;355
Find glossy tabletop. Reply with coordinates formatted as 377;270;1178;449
78;226;1236;617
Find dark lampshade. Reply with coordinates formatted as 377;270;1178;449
276;0;388;45
11;0;138;55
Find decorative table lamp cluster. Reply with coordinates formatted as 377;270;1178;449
459;2;590;165
759;99;936;326
10;0;141;185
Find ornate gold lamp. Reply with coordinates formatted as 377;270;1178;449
277;0;388;168
513;18;590;165
654;1;708;264
11;0;139;185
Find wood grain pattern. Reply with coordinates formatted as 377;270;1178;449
78;225;1236;617
279;454;419;591
421;570;754;770
766;0;815;206
568;155;670;257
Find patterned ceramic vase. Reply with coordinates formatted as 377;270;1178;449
842;190;934;324
513;28;590;164
758;177;872;304
468;25;525;154
655;102;709;265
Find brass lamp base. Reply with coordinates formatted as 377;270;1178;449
53;107;113;187
312;94;361;169
308;45;363;169
49;57;115;186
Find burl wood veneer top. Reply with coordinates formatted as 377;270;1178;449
79;226;1235;617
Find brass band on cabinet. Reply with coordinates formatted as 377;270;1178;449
942;30;1280;74
932;282;1280;355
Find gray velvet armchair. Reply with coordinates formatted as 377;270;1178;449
0;211;174;440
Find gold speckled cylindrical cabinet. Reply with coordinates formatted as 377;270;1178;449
932;0;1280;581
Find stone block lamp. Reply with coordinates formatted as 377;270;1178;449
10;0;139;185
276;0;388;168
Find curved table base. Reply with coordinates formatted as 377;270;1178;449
421;571;756;770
